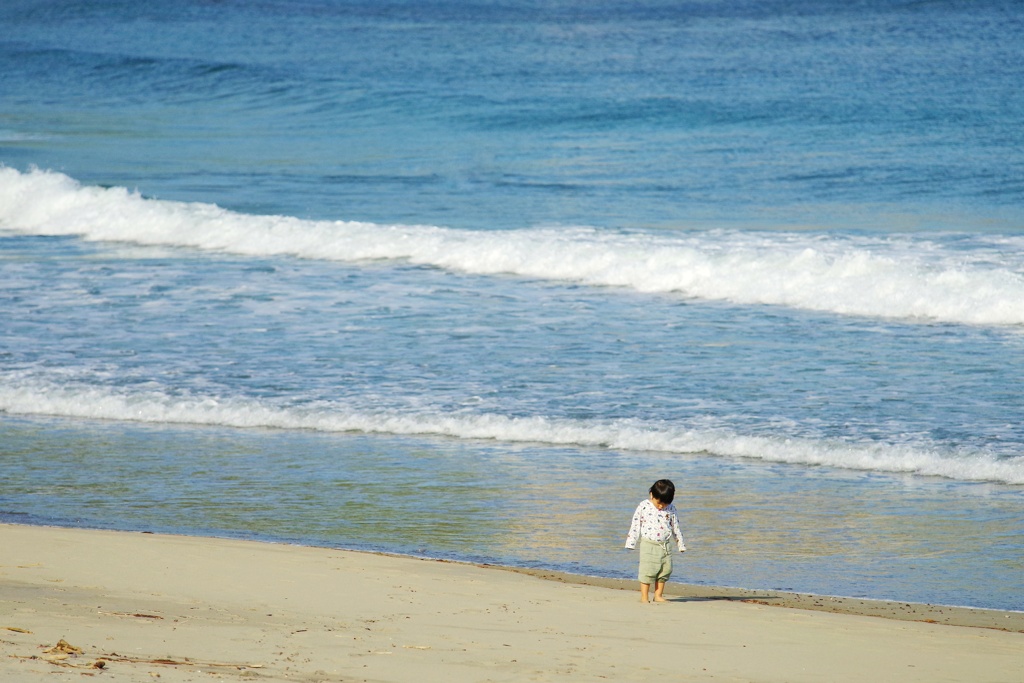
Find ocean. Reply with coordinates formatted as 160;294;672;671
1;0;1022;611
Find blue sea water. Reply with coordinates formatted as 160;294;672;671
1;0;1023;611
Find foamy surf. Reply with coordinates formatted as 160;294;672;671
2;168;1023;326
1;378;1020;485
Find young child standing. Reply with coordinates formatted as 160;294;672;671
625;479;686;603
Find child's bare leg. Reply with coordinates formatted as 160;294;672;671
653;581;667;602
640;582;651;603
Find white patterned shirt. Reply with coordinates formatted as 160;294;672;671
625;499;686;552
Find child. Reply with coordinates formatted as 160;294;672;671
625;479;686;603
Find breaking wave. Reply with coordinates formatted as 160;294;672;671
2;168;1024;326
1;377;1021;485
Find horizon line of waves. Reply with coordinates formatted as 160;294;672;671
3;167;1024;326
1;380;1021;486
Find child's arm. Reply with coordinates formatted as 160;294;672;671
671;508;686;552
624;503;643;549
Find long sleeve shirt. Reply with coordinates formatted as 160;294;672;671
625;499;686;552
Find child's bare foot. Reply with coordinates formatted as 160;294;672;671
653;596;667;602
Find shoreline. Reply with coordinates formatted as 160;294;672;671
12;522;1024;631
493;565;1024;633
3;523;1023;682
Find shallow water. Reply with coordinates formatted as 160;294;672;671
2;415;1022;611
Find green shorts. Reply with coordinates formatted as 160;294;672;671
638;538;673;584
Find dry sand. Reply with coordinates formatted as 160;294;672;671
2;523;1021;683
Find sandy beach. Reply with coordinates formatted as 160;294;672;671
2;524;1022;683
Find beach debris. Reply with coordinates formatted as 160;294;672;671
10;642;262;673
19;639;92;668
44;639;83;655
4;626;33;633
99;610;164;619
102;653;265;669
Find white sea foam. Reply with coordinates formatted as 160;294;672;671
1;378;1021;485
2;167;1024;326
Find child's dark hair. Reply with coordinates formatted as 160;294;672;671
649;479;675;504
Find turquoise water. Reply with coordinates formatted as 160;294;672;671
4;415;1021;611
1;0;1023;610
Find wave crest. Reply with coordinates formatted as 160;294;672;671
2;167;1024;325
1;378;1020;485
